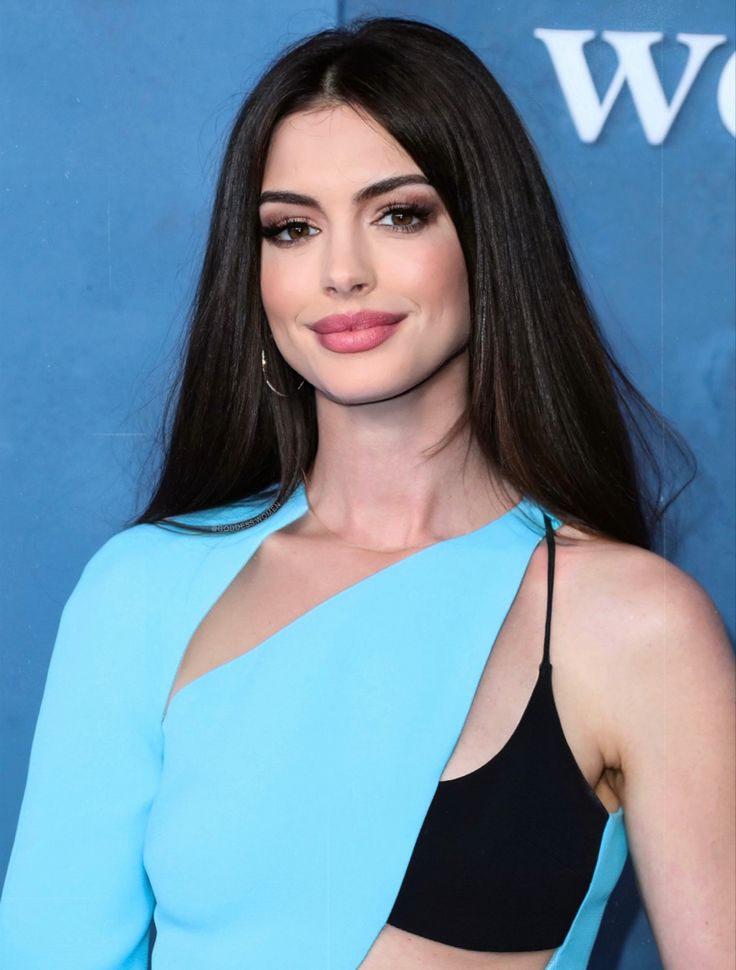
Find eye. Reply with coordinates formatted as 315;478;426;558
375;202;433;233
259;219;319;246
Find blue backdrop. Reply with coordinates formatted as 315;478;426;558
2;3;734;967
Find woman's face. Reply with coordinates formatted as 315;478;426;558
259;103;470;405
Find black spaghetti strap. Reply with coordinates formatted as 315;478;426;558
541;513;556;669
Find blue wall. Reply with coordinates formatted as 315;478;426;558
2;3;734;967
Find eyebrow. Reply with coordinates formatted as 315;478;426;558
258;174;432;211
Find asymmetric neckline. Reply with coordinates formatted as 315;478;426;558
161;482;530;726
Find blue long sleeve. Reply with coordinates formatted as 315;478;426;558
0;528;163;969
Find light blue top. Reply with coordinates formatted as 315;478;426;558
0;482;628;968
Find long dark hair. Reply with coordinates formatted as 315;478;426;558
130;15;694;551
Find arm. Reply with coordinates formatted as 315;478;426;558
0;528;162;969
608;554;735;968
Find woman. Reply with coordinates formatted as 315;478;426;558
1;15;733;970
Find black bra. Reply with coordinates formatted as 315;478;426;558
386;514;610;952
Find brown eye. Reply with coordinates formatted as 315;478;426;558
376;202;433;233
284;223;310;241
389;211;414;227
260;219;318;246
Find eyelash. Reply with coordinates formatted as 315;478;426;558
259;200;434;247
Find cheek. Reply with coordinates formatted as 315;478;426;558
388;238;468;314
260;252;308;320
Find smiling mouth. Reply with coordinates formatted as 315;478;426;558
310;311;408;334
311;317;406;354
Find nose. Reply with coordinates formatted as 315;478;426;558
320;225;375;297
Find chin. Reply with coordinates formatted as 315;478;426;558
316;371;428;406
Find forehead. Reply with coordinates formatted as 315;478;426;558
262;104;417;189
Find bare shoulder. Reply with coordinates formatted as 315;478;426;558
554;521;730;654
551;522;735;769
551;524;735;962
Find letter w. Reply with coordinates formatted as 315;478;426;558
533;29;727;144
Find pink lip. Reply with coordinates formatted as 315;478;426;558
310;311;407;334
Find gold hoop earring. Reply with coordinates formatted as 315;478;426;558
261;348;305;397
